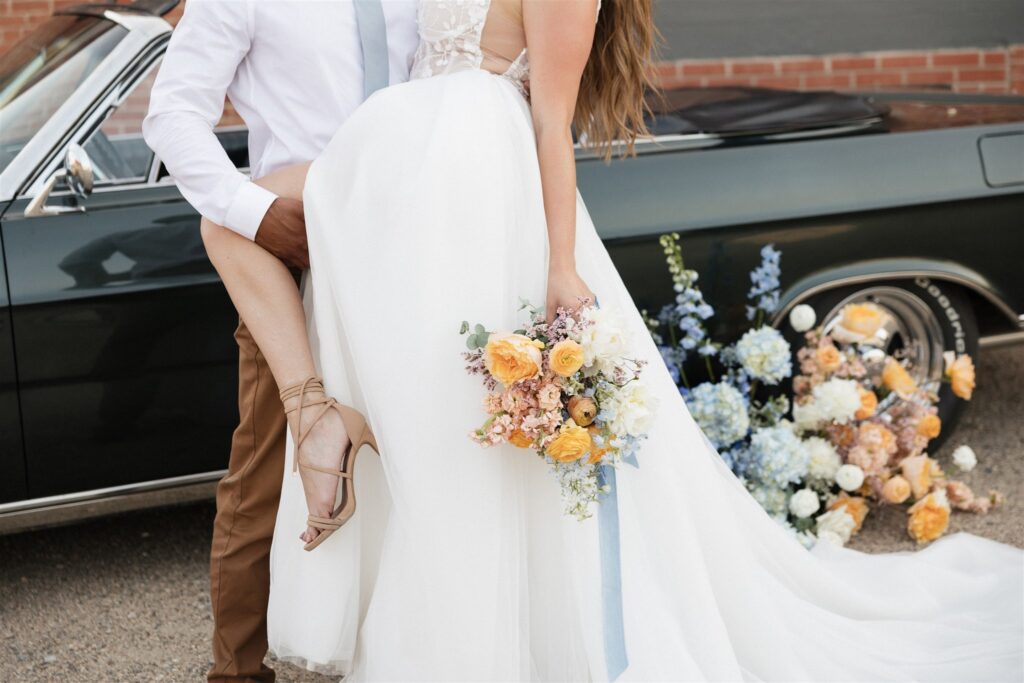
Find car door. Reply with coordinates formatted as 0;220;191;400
0;213;26;504
1;56;243;499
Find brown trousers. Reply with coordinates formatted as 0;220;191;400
207;319;287;683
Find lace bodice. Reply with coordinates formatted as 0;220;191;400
409;0;531;95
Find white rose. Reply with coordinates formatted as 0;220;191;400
579;307;629;372
789;304;817;333
606;381;655;436
952;445;977;472
815;508;856;545
835;463;865;492
788;488;821;519
805;436;841;481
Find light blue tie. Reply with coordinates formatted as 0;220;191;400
353;0;390;98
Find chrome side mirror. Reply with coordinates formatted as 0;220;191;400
25;144;95;218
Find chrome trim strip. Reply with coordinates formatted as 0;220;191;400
980;330;1024;348
0;470;225;516
773;269;1021;328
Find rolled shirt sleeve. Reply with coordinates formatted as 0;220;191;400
143;0;275;240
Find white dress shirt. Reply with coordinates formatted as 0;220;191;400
143;0;419;240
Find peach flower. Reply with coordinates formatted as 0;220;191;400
586;425;610;464
840;303;885;339
537;383;562;412
828;492;869;534
567;395;598;427
900;455;943;499
815;344;842;373
916;414;941;440
882;475;912;504
549;339;585;377
855;386;878;420
484;333;543;386
508;429;534;449
882;359;917;398
946;354;976;400
547;421;593;463
907;490;951;544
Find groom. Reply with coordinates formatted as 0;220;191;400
143;1;418;680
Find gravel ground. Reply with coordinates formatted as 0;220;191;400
1;347;1021;682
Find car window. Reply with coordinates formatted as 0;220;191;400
82;61;162;186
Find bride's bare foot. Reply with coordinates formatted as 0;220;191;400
285;390;352;544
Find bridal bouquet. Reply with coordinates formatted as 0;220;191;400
461;300;654;520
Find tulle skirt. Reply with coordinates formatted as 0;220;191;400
267;68;1023;681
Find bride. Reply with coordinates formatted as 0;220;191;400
198;0;1023;679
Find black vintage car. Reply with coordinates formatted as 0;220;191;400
0;1;1021;532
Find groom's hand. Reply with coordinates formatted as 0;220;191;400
256;198;309;269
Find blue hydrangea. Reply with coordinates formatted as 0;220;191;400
734;326;792;385
747;484;788;517
685;381;751;449
746;244;782;322
734;425;809;488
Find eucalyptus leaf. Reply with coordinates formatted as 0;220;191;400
460;321;470;334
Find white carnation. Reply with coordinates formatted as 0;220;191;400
810;378;861;424
789;488;821;519
605;381;655;437
835;463;865;492
815;508;856;545
789;304;817;333
579;307;630;372
952;445;977;472
805;437;841;481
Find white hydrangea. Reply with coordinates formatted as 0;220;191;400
815;508;856;546
952;445;977;472
686;381;750;448
749;485;788;517
734;326;792;385
792;400;823;432
788;488;821;518
805;436;842;482
789;304;817;333
604;380;655;437
810;378;861;424
835;463;865;492
578;306;630;373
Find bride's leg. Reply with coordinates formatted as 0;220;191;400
201;162;346;544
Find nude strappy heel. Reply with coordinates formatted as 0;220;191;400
279;377;379;552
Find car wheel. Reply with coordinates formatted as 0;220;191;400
790;279;978;443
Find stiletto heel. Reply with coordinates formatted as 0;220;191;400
279;377;380;552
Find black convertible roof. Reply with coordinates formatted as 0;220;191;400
647;87;890;138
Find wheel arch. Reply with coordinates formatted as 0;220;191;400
772;258;1021;338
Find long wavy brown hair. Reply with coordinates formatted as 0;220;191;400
575;0;661;160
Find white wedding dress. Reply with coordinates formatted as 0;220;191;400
267;1;1023;680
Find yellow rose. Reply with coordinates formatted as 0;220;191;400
828;492;869;534
882;359;917;398
840;303;885;339
508;429;534;449
900;454;934;499
815;344;842;372
549;339;585;377
855;386;878;420
586;425;610;464
907;491;951;544
946;355;976;400
484;333;544;386
881;475;912;504
546;421;593;464
916;414;941;439
567;395;598;427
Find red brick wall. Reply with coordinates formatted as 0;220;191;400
0;0;182;47
655;46;1024;95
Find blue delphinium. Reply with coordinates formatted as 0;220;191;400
746;244;782;323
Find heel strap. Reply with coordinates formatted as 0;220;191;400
279;376;350;474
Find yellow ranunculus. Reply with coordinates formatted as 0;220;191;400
484;333;544;386
567;395;598;427
815;344;842;373
828;492;869;534
881;475;912;504
840;303;885;339
547;421;593;464
855;385;878;420
946;354;976;400
586;425;610;464
882;359;917;397
508;429;534;449
549;339;585;377
916;414;941;439
907;491;951;544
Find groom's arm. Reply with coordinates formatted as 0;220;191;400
144;0;305;267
